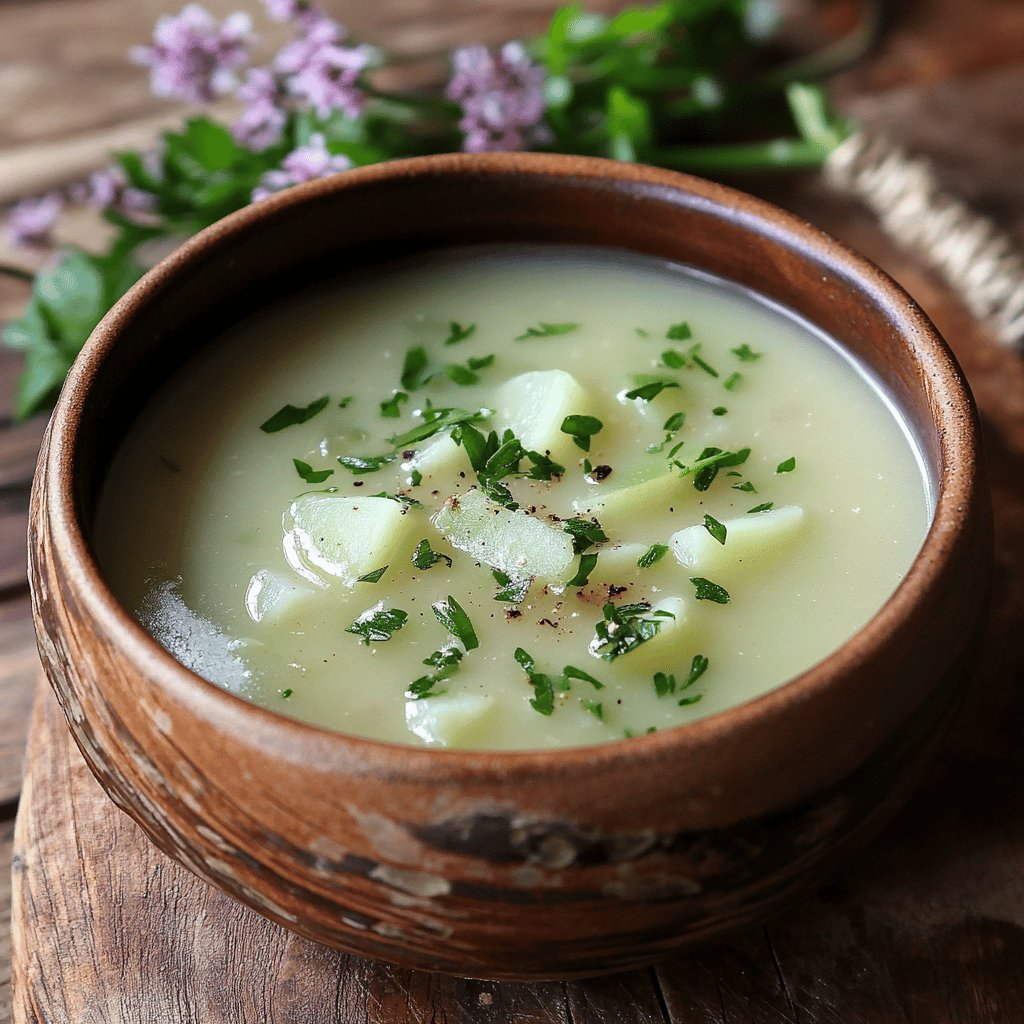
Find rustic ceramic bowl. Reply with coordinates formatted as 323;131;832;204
30;153;991;980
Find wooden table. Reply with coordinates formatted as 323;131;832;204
2;1;1024;1021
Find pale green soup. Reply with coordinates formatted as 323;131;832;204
96;246;931;750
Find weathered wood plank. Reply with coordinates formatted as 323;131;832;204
0;817;13;1024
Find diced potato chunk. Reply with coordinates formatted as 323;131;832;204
574;472;691;533
244;569;319;625
432;488;575;583
405;692;497;747
401;433;469;486
670;505;805;576
494;370;590;462
284;493;414;586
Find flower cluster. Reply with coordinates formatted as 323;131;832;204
251;133;351;201
446;42;549;152
5;193;63;249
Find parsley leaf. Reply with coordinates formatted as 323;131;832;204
337;453;397;474
345;605;408;642
562;516;609;554
401;346;431;390
690;577;730;604
515;321;580;341
380;391;408;418
412;539;452;570
637;543;668;568
432;595;479;651
356;565;388;584
723;371;743;391
675;446;750;491
387;406;491;450
776;456;797;473
582;699;604;720
560;414;603;452
445;353;494;386
260;396;329;433
407;646;464;699
563;665;604;690
666;321;692;340
292;458;334;484
589;602;664;661
661;349;685;369
748;501;774;513
444;321;476;345
625;379;680;402
566;552;598;587
703;514;727;545
514;647;556;716
492;569;532;603
732;480;757;492
731;343;762;361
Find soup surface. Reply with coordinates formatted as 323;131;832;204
96;246;931;749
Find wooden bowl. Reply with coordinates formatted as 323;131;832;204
29;153;992;980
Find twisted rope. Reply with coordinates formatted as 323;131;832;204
825;131;1024;351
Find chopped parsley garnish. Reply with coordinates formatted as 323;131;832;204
661;349;685;369
400;346;431;390
563;665;604;690
444;321;476;346
582;699;604;720
723;371;742;391
445;353;495;386
675;446;750;491
664;411;686;432
345;605;408;643
338;396;354;409
432;595;479;651
423;647;464;672
412;539;452;570
666;321;692;340
748;501;774;513
560;414;603;452
653;671;675;697
625;379;680;402
732;343;762;361
407;646;464;700
703;514;727;545
260;395;329;433
337;453;397;475
635;327;650;338
647;410;686;454
691;353;719;378
379;391;408;418
292;458;334;484
406;676;447;700
514;647;556;716
515;321;580;341
280;688;293;698
732;480;757;492
690;577;730;604
776;456;797;473
387;405;491;450
355;565;388;584
492;569;531;603
370;491;422;508
566;552;598;587
409;469;423;487
712;406;728;416
562;516;608;554
637;543;668;568
452;422;564;508
589;602;665;661
677;654;710;706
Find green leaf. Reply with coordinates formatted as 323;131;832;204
606;84;651;162
293;458;334;484
401;346;431;390
703;514;727;545
562;516;608;554
260;396;330;433
345;606;408;642
748;501;774;514
563;665;604;690
380;391;408;418
356;565;389;584
666;322;692;341
731;343;762;361
776;456;797;473
566;552;598;587
589;601;663;662
637;543;668;569
492;569;531;603
560;414;603;452
515;321;580;341
412;539;452;570
723;372;743;391
337;453;397;474
661;349;685;369
444;321;476;345
625;379;679;402
690;577;730;604
432;595;479;651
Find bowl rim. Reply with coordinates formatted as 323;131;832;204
40;151;980;779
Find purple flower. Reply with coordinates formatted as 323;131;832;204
233;68;287;150
251;133;351;201
262;0;308;21
273;12;373;119
5;193;63;248
446;42;549;152
131;4;253;104
70;167;157;219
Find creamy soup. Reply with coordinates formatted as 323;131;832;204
96;246;931;749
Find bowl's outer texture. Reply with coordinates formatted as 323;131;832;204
29;153;992;979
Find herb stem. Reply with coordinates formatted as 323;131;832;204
651;137;832;174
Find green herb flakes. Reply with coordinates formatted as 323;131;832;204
515;321;580;341
345;605;408;643
666;321;692;340
432;595;479;651
776;456;797;473
703;514;727;545
400;346;431;390
563;665;604;690
412;539;452;570
292;458;334;484
747;501;774;513
732;480;757;492
492;569;532;603
582;699;605;720
690;577;730;604
280;688;293;699
444;321;476;346
691;353;719;378
625;379;680;402
723;371;742;391
712;406;727;416
731;343;762;361
379;391;408;418
567;553;598;587
589;602;663;661
337;453;397;475
661;349;685;369
514;647;556;716
560;414;603;452
562;516;609;554
663;412;686;432
637;543;668;569
355;565;388;584
337;396;354;409
260;396;329;433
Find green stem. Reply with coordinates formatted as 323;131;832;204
651;137;831;174
0;263;34;284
